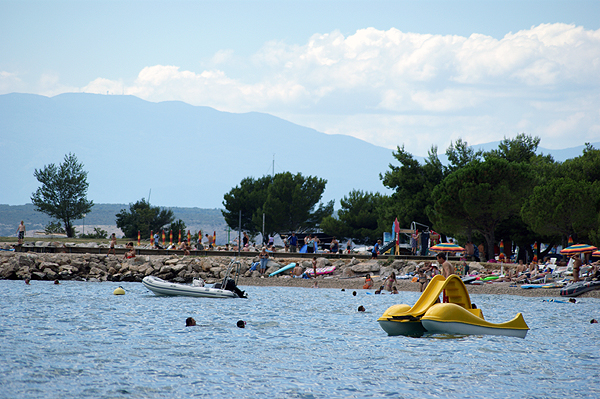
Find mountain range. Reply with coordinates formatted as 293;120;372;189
1;92;597;213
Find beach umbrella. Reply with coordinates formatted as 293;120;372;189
592;250;600;257
187;230;191;244
499;239;504;254
169;230;173;246
150;230;154;247
178;230;181;244
214;231;216;246
430;243;465;252
162;230;165;247
560;243;597;255
568;235;573;246
533;242;538;262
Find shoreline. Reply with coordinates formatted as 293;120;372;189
237;276;600;299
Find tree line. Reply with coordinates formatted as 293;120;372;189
29;136;600;261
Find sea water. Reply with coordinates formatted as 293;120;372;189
0;280;598;399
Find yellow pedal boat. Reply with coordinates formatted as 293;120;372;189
377;274;529;338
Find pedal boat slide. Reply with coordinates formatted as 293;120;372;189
377;274;529;338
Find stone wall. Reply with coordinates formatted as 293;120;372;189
0;251;490;283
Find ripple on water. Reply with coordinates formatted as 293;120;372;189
0;281;599;398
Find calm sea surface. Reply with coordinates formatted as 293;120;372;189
1;280;598;398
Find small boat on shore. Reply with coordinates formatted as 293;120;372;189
143;259;247;298
377;274;529;338
560;280;600;297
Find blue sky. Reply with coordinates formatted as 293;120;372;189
2;0;599;157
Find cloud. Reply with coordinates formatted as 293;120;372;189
37;23;600;156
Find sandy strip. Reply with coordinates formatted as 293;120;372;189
238;276;600;299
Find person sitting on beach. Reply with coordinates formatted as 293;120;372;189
363;273;373;289
516;260;526;276
179;240;190;255
123;242;135;259
292;263;304;277
384;271;396;292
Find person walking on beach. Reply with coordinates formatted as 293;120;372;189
107;233;117;256
16;221;26;245
371;240;381;259
289;232;298;253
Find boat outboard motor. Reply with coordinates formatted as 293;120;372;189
224;278;247;298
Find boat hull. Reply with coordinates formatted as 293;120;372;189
421;303;529;338
378;320;426;337
421;320;528;338
142;276;238;298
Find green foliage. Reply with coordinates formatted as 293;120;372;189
380;145;444;229
222;176;271;236
45;221;66;235
222;172;333;236
445;138;483;173
430;157;532;260
321;190;384;244
521;144;600;246
486;133;541;163
164;219;188;241
31;153;94;238
115;199;175;239
80;227;108;239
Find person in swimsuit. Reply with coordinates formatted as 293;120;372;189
107;233;117;256
384;271;396;292
16;221;26;245
363;273;373;289
418;264;429;292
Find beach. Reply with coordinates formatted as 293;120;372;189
238;275;600;298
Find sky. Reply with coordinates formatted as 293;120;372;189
1;0;599;157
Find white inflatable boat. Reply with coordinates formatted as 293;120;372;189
142;259;247;298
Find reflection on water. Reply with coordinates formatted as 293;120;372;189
0;280;598;398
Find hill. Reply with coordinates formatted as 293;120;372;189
0;92;395;209
0;203;226;241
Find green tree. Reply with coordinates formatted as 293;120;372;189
222;172;333;236
486;133;541;163
321;190;384;244
164;219;187;242
222;176;271;236
115;199;175;239
521;177;599;243
430;157;532;260
445;138;483;173
31;153;94;238
380;145;444;229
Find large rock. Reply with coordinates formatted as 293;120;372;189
350;261;381;273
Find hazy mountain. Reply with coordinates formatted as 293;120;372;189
0;203;227;242
0;93;396;209
1;93;596;213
